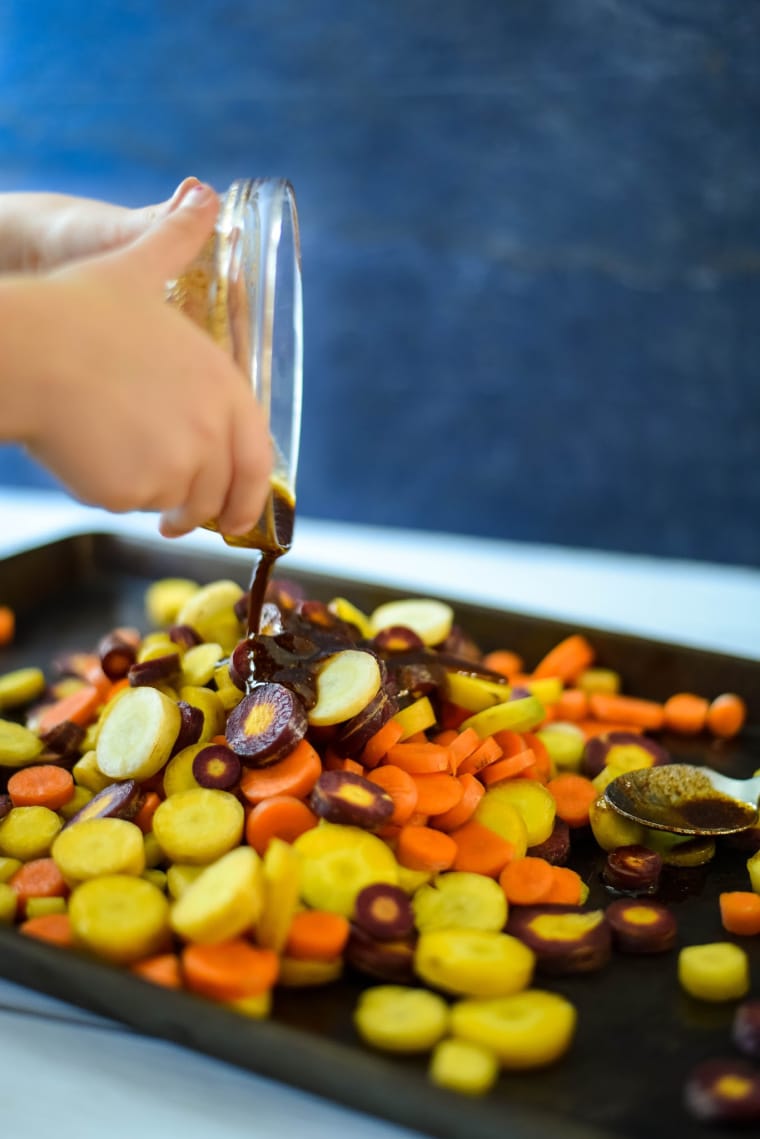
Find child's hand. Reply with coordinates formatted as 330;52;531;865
4;182;273;538
0;177;203;272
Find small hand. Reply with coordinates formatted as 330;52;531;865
13;182;273;538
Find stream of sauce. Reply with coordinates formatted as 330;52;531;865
206;479;295;636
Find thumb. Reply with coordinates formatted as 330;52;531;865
121;181;220;284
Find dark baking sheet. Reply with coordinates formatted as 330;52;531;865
0;531;759;1139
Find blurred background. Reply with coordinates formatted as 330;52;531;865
1;0;758;567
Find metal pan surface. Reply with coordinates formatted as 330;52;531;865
0;532;758;1139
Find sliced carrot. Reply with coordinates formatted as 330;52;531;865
35;684;103;736
491;729;528;757
322;747;346;771
131;953;183;989
324;751;363;775
480;748;536;786
385;742;450;774
587;693;665;732
360;718;405;768
450;820;515;878
239;739;322;805
521;732;553;782
284;909;351;960
457;736;503;777
719;892;760;936
132;791;162;834
437;701;472;731
211;734;229;746
706;694;747;740
375;822;402;844
106;677;131;701
555;689;590;722
499;856;556;905
543;865;584;905
431;773;485;832
575;719;644;739
182;939;279;1001
532;635;595;682
396;825;457;872
367;765;418;825
10;858;69;912
432;729;459;747
406;811;430;827
547;773;598;828
662;693;709;735
7;765;74;811
245;794;318;856
411;772;464;816
445;727;482;773
0;605;15;646
19;912;73;947
481;650;523;679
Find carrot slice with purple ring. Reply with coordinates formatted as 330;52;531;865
354;883;415;940
309;771;394;830
605;898;677;954
601;844;663;895
192;744;242;790
684;1059;760;1125
225;682;307;766
506;905;611;975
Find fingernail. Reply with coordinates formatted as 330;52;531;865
178;182;214;209
168;177;200;209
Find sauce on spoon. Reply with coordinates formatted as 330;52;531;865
604;764;759;836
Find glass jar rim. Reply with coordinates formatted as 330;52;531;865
217;177;303;494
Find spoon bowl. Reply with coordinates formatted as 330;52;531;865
604;764;760;836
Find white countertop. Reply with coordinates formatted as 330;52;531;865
0;488;759;1139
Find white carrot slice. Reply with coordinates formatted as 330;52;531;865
307;651;382;727
96;686;181;781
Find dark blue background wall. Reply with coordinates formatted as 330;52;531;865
1;1;758;566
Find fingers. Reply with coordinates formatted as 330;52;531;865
122;176;203;239
215;394;274;536
156;432;234;538
158;390;273;541
120;181;220;285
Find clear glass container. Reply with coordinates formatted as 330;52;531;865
167;178;302;553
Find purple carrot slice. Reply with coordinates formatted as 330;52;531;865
602;844;663;895
684;1059;760;1124
97;631;138;681
345;925;417;983
583;732;670;779
168;624;202;650
354;884;415;940
225;682;308;766
170;701;204;758
192;744;242;790
372;626;426;654
127;653;180;688
63;779;142;828
528;819;571;866
332;687;398;758
605;898;677;954
308;770;394;830
506;904;612;975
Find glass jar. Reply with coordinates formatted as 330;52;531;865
167;178;302;554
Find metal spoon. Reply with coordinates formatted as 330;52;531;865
604;763;760;836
